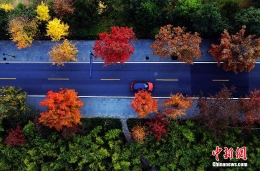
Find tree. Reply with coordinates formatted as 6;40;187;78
4;125;26;147
208;25;260;74
131;90;158;118
7;16;38;49
38;88;83;131
0;3;14;12
160;93;193;119
146;114;169;141
92;26;136;66
195;86;242;136
134;1;162;38
46;18;69;41
235;7;260;37
240;89;260;129
151;24;202;64
0;86;27;119
131;125;147;143
53;0;75;19
191;2;231;38
48;39;78;66
35;1;50;21
174;0;201;28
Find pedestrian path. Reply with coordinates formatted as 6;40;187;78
0;39;216;63
1;39;209;119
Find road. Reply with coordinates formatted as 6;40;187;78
0;63;254;97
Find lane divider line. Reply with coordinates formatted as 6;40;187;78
26;95;250;100
0;78;16;80
156;78;178;81
100;78;120;81
212;79;229;82
48;78;69;80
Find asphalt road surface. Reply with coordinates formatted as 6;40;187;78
0;63;253;97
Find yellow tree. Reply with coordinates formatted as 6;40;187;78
35;1;50;21
46;18;69;41
48;39;78;66
160;93;193;119
131;90;158;118
0;3;14;12
7;16;38;49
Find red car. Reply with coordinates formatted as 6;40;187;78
131;82;154;92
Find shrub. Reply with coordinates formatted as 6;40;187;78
4;125;26;147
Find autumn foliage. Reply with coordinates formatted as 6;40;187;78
48;39;78;66
146;114;169;141
160;93;193;119
53;0;75;19
4;125;26;147
46;18;69;41
240;89;260;129
131;90;158;118
208;25;260;74
92;26;136;66
151;24;202;64
39;88;83;131
35;1;50;21
196;86;242;136
0;3;14;12
131;125;147;143
7;16;38;49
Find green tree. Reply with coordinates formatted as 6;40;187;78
134;1;162;38
192;2;231;38
0;86;27;119
174;0;201;28
63;0;100;39
235;6;260;37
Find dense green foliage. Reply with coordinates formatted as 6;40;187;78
1;0;260;39
192;2;231;38
235;6;260;37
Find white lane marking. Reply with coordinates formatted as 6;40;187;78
100;78;120;81
212;79;229;82
156;78;178;81
48;78;69;80
0;78;16;80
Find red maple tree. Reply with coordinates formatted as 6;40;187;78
38;88;83;131
92;26;136;66
146;114;169;141
4;125;26;147
240;89;260;129
208;25;260;74
131;90;158;118
151;24;202;64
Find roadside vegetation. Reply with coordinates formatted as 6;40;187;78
1;86;260;170
1;0;260;170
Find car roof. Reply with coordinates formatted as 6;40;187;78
133;83;147;90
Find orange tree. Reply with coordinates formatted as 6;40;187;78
160;93;193;119
92;26;136;66
131;125;147;144
7;16;38;49
131;90;158;118
208;25;260;74
240;89;260;129
151;24;202;64
38;88;83;131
